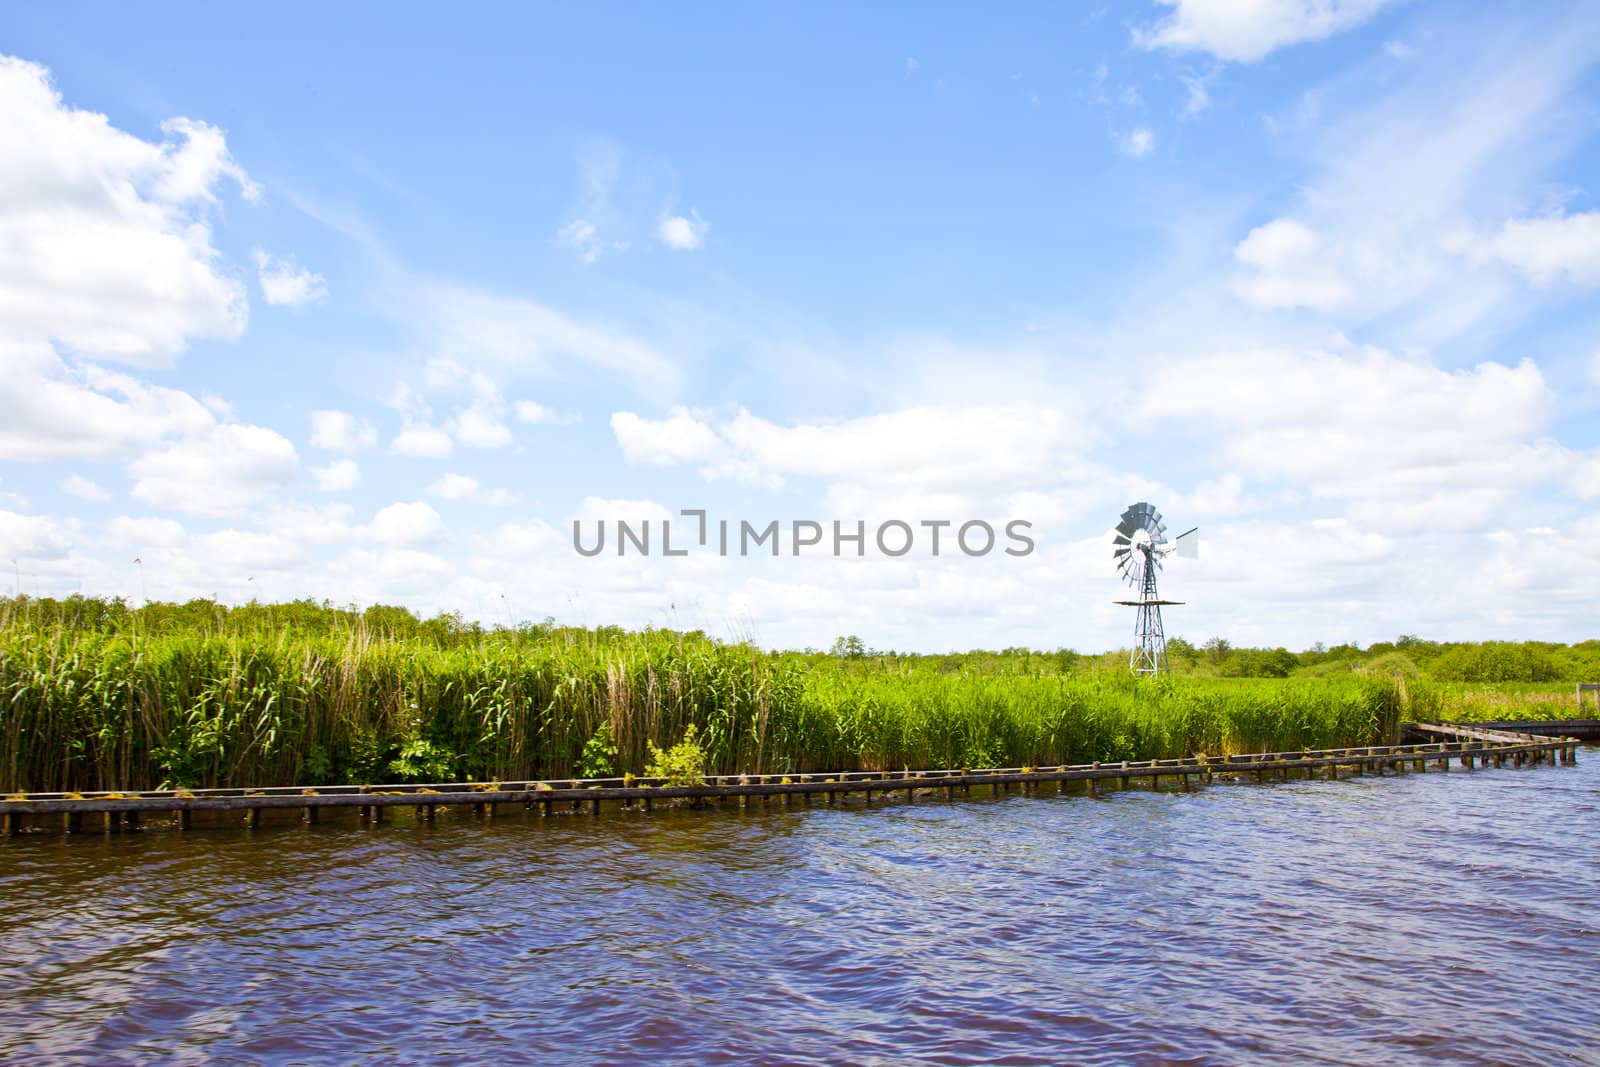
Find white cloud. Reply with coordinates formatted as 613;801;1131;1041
905;56;920;75
194;528;305;573
105;515;187;548
0;341;217;461
514;399;581;425
426;472;520;506
611;407;726;466
1118;128;1155;158
1382;39;1414;60
0;54;253;364
253;249;327;307
308;409;377;452
427;473;479;501
0;509;72;561
1139;347;1567;526
658;210;709;251
451;407;513;449
1135;0;1397;64
391;422;454;457
312;458;360;492
558;218;604;265
1180;69;1218;115
412;280;679;395
1457;211;1600;287
554;139;639;263
370;501;447;546
1231;218;1349;310
257;503;360;546
129;424;300;517
60;473;110;501
612;404;1092;494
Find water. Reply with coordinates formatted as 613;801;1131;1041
3;756;1598;1066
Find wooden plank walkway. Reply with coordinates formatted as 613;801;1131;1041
1420;718;1600;742
1;723;1582;835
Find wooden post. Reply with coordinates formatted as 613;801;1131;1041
179;808;192;831
540;798;552;817
65;811;82;834
248;807;262;829
590;797;601;816
6;811;23;835
105;811;120;834
306;805;319;825
125;810;140;830
370;804;383;825
1120;761;1130;790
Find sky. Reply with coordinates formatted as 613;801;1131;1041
3;1;1600;653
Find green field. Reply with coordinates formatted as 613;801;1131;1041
0;596;1591;793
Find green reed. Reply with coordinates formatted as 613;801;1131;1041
0;597;1403;792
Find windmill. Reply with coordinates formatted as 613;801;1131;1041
1113;502;1198;676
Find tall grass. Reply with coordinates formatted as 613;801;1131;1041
0;597;1403;792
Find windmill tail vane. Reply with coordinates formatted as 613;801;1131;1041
1111;502;1199;676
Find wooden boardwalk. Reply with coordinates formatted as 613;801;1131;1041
1;723;1582;835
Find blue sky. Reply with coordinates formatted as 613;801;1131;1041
3;1;1600;652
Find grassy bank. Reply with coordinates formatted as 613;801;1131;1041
0;596;1421;793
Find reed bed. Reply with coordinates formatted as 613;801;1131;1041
1;599;1404;792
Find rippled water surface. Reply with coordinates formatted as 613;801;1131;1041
4;755;1598;1066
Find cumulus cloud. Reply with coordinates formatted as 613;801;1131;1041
1455;211;1600;287
391;423;454;457
105;515;187;548
426;473;519;506
308;409;378;452
452;407;513;449
1138;347;1573;529
1135;0;1397;64
312;458;360;492
370;501;447;546
513;399;581;425
0;510;73;562
0;341;217;461
60;473;110;501
129;424;300;517
657;210;709;250
253;249;327;307
1231;218;1349;310
0;54;254;364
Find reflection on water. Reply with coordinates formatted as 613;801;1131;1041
3;755;1597;1065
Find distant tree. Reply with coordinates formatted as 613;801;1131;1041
830;635;866;659
1259;647;1299;678
1203;636;1232;665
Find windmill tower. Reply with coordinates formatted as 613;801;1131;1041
1113;502;1198;676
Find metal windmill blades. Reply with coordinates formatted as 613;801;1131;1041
1111;501;1197;677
